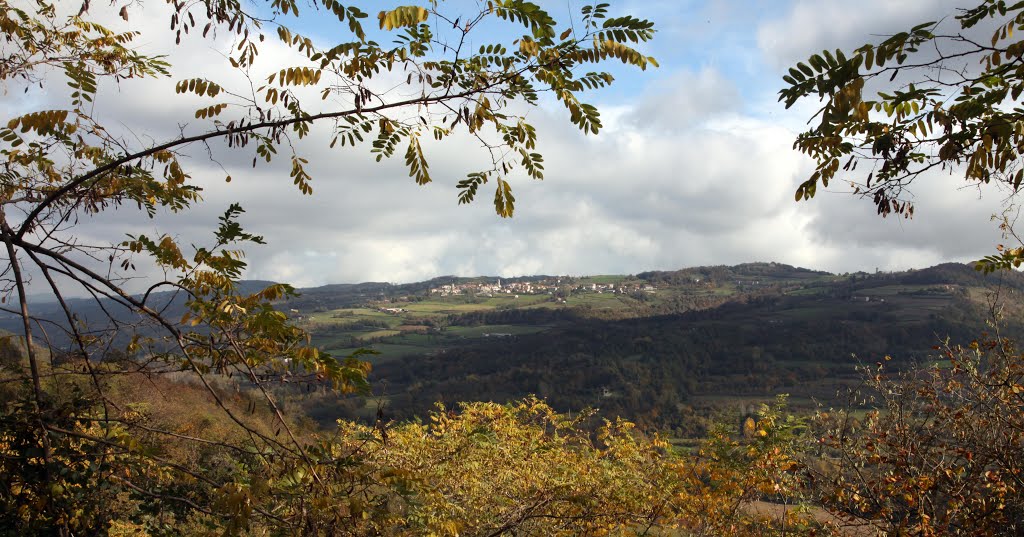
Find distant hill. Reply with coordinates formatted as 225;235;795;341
280;275;562;311
637;261;830;286
284;262;1024;435
7;261;1023;436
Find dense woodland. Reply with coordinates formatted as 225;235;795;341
297;263;1024;437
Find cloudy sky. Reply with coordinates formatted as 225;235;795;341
13;0;1012;288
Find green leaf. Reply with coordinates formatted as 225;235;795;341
493;178;515;217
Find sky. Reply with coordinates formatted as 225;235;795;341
9;0;1013;289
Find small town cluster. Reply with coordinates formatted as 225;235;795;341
428;278;657;297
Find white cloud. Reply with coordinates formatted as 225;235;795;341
757;0;965;70
9;1;1018;297
626;67;740;131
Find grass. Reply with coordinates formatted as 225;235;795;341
343;308;394;318
388;333;442;345
354;329;401;341
305;308;403;326
856;284;932;296
372;343;435;359
519;301;561;310
568;293;631;309
324;343;433;363
786;286;831;296
313;333;356;349
445;325;548;337
402;302;493;313
489;295;550;306
315;320;553;365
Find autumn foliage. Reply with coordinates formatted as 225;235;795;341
6;0;1024;535
808;338;1024;535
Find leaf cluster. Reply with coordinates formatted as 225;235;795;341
0;1;658;533
810;338;1024;535
781;0;1024;265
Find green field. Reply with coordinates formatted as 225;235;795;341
566;292;632;309
354;329;401;340
300;275;967;372
321;322;551;360
445;324;548;337
784;286;830;296
402;302;491;314
858;284;934;296
326;343;434;363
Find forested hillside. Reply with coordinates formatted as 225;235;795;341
286;263;1024;435
5;260;1017;435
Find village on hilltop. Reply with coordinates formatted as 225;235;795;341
427;278;657;298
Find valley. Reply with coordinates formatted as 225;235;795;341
282;262;1024;436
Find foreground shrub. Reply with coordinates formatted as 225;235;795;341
810;338;1024;535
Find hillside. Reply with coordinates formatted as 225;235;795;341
7;262;1018;435
280;262;1024;434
